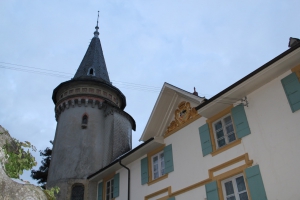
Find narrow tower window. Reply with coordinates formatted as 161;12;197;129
82;114;88;129
87;67;95;76
71;184;84;200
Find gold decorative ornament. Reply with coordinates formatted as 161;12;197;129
165;101;200;137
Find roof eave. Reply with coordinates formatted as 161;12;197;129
139;82;205;142
196;43;300;118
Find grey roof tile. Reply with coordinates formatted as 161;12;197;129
73;34;111;84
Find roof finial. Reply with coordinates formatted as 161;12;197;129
94;11;100;37
193;87;198;96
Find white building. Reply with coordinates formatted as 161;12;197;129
86;38;300;200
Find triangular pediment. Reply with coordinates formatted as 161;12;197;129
140;83;205;142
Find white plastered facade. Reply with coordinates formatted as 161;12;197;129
89;46;300;200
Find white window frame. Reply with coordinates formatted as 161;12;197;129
151;151;165;180
105;178;114;200
212;114;236;148
221;174;249;200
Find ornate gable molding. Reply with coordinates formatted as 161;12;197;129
164;101;200;138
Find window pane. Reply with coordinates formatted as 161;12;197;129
224;116;232;125
218;138;226;147
153;156;158;163
153;163;158;171
226;124;234;134
160;152;164;159
239;192;249;200
154;171;159;179
216;130;224;139
236;176;246;192
227;197;236;200
228;132;236;142
214;121;223;130
225;181;234;195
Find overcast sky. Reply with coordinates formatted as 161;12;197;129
1;0;300;186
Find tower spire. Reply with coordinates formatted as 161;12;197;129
73;11;111;83
94;11;100;37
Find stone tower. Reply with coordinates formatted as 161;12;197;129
47;20;135;199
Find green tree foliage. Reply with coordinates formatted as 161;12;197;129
2;137;37;179
44;186;60;200
31;141;52;189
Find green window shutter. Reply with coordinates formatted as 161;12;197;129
167;197;175;200
164;144;174;174
231;104;251;138
281;72;300;112
113;173;120;198
245;165;268;200
199;123;213;156
97;182;103;200
141;157;149;185
205;181;220;200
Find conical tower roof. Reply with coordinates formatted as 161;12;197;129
52;17;127;110
73;20;110;84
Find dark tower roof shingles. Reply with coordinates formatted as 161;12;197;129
73;35;111;84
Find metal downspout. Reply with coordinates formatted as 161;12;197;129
119;160;130;200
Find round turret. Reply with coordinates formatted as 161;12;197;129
47;23;135;199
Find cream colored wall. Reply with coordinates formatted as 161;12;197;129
242;70;300;200
114;69;300;200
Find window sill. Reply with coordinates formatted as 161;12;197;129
211;139;241;157
147;174;168;186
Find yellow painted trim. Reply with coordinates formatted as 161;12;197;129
144;186;171;200
164;114;201;138
291;64;300;80
211;139;241;156
144;154;253;200
215;165;253;200
206;105;233;124
213;163;252;181
147;145;166;185
147;174;168;186
102;172;116;200
205;105;242;156
243;171;252;200
208;153;252;179
157;196;169;200
170;178;211;197
206;105;233;152
209;154;252;200
217;179;224;200
207;122;217;151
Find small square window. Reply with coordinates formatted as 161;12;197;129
213;114;236;148
151;151;165;180
222;174;249;200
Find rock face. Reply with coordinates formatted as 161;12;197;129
0;125;48;200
